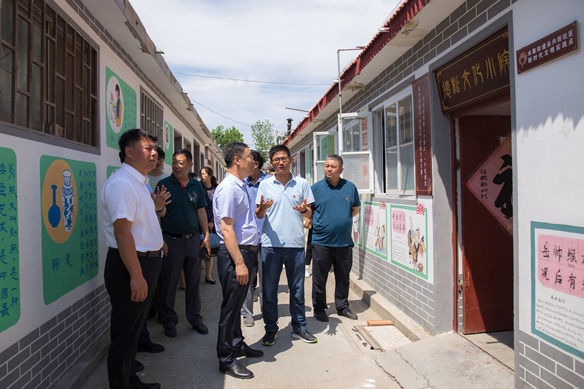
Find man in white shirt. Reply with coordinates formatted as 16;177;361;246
101;129;167;389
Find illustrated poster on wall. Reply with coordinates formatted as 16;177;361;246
352;205;362;248
105;67;137;149
531;221;584;359
466;135;512;234
390;203;429;280
0;148;19;332
163;121;174;166
107;165;120;179
41;156;98;304
362;202;387;260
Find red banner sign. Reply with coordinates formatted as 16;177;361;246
413;74;432;196
516;21;578;74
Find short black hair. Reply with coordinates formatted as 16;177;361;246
223;142;248;168
326;154;343;168
118;129;156;163
173;148;192;161
250;150;264;169
269;145;290;161
156;146;165;160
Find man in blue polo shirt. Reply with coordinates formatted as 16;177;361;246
310;154;360;322
256;145;317;346
157;149;210;338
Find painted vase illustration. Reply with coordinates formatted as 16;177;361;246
61;169;74;232
48;184;61;228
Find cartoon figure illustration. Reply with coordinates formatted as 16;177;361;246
110;84;123;128
411;228;425;271
407;217;415;263
493;154;512;219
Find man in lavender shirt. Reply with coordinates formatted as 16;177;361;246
213;142;265;379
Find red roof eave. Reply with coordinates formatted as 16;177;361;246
284;0;430;146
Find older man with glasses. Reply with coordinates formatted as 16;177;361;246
255;145;317;346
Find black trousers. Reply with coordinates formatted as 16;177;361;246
311;244;353;312
216;245;258;369
305;228;313;265
104;248;162;389
158;233;202;329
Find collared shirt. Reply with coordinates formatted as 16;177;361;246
256;174;314;248
101;163;163;251
213;173;259;245
157;174;206;235
311;178;360;247
245;172;269;238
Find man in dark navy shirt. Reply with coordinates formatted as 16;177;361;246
310;154;361;322
157;149;210;337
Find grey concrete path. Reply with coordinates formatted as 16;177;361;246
82;263;401;389
81;262;515;389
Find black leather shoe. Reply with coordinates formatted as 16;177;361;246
314;310;329;322
134;359;144;372
235;344;264;358
135;382;161;389
220;361;254;379
164;326;177;338
192;322;208;334
138;341;165;353
338;308;358;320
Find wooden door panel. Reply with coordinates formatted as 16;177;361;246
460;116;513;334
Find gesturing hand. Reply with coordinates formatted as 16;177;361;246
258;195;274;212
293;199;308;213
153;185;172;211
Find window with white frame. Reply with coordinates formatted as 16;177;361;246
383;91;415;193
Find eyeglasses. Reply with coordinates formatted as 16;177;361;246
271;157;289;163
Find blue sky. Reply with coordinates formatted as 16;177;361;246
131;0;401;146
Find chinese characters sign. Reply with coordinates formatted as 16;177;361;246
531;222;584;359
436;28;509;112
390;203;430;280
517;22;578;74
105;67;137;150
362;202;387;260
465;136;512;234
413;74;432;196
0;148;19;332
41;156;98;304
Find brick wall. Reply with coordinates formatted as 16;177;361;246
517;331;584;389
0;286;110;389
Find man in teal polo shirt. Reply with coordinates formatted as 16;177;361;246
157;149;210;337
310;154;360;322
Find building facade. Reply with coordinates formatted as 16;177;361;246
0;0;224;388
285;0;584;388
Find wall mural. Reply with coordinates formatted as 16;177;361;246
362;201;387;260
0;148;19;332
41;156;98;304
163;121;174;166
390;203;430;280
105;67;137;150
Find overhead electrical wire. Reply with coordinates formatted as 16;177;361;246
189;97;252;128
174;71;330;86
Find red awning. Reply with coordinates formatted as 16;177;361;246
285;0;430;145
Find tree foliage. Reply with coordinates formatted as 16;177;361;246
251;120;276;160
211;125;244;150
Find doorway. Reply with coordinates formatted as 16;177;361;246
456;109;513;335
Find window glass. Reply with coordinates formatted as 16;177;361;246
382;93;415;194
342;153;369;189
16;16;29;91
1;0;14;44
0;45;13;122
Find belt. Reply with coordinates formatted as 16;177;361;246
238;244;259;252
164;231;195;240
110;247;163;258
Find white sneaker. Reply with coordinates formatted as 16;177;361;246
305;265;311;278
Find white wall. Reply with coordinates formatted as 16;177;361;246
514;0;584;355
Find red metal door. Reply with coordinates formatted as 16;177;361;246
460;116;513;334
